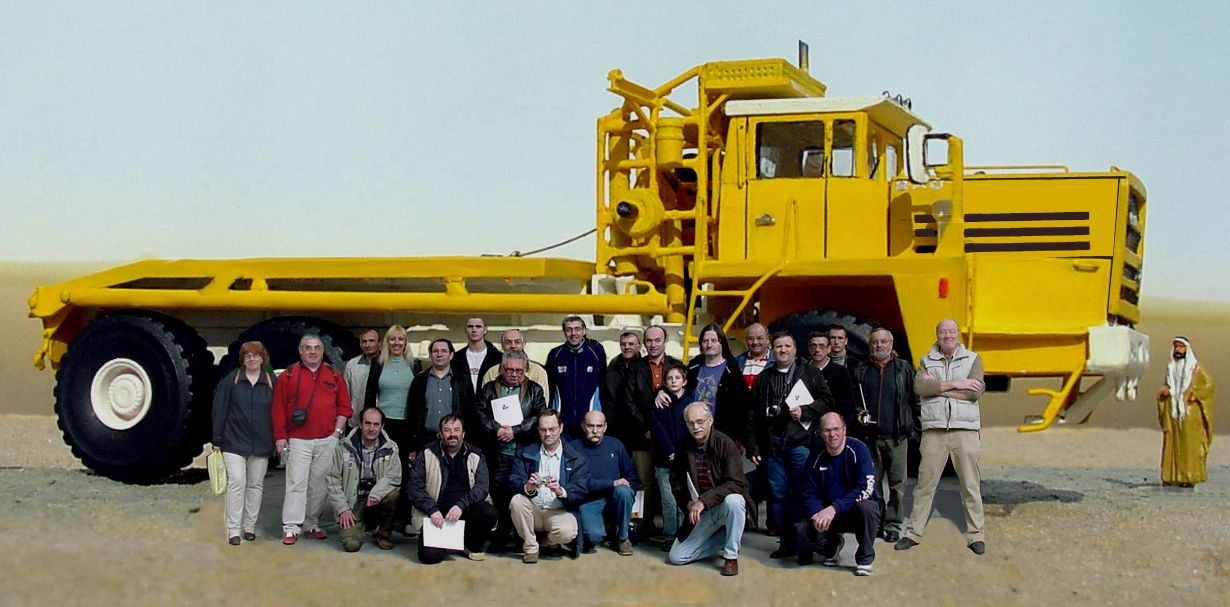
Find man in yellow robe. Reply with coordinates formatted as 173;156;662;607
1157;337;1214;487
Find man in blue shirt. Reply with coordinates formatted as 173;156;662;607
576;410;639;555
546;315;607;438
796;412;882;576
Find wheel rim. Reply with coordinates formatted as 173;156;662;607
90;358;154;430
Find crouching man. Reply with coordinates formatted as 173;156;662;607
796;412;882;576
325;407;401;552
406;414;499;563
668;402;750;576
509;410;590;563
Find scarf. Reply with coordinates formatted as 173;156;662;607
1165;336;1198;424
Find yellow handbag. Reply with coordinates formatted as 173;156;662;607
207;448;227;495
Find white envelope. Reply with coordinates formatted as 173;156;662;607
491;394;523;426
785;380;815;409
631;490;645;519
422;520;466;551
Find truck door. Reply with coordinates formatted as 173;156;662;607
745;119;826;262
825;117;889;259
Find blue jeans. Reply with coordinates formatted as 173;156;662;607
578;484;635;545
764;435;810;550
668;493;746;563
655;467;682;538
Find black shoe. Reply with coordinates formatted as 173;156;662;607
968;541;985;555
769;547;796;559
796;551;814;567
567;541;581;559
242;531;256;542
228;536;241;546
883;530;900;543
894;537;920;551
582;542;597;554
486;540;511;554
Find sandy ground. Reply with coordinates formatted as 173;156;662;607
1;414;1227;606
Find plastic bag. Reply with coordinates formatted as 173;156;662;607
207;449;227;495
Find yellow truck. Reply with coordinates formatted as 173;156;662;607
28;56;1149;481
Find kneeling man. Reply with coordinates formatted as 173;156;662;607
509;410;591;563
326;407;401;552
577;410;639;555
668;402;749;576
406;414;499;564
796;412;882;576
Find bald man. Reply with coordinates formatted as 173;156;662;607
896;319;987;556
576;410;639;555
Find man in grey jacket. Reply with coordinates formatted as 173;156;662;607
895;319;986;555
326;407;402;552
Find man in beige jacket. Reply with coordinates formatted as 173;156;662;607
895;319;987;556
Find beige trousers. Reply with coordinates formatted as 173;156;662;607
509;494;578;554
905;429;985;544
223;452;268;536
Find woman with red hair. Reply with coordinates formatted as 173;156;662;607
212;340;276;545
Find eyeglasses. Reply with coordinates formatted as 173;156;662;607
504;368;526;374
684;419;711;429
242;353;262;360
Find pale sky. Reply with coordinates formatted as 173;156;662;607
2;2;1227;300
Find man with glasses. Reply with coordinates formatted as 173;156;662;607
509;410;591;563
473;350;548;552
546;316;607;438
796;412;881;576
667;402;750;576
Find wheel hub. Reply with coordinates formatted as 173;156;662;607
90;358;154;430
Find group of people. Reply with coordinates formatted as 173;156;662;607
208;314;1001;576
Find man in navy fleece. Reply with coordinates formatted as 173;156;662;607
576;410;639;555
546;316;607;438
796;412;882;576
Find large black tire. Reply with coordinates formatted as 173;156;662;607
769;309;879;362
218;316;359;376
54;313;213;483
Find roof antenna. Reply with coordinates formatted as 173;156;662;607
798;40;810;73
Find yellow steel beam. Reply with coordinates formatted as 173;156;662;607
39;288;669;316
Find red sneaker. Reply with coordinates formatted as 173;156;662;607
304;528;328;541
282;533;298;545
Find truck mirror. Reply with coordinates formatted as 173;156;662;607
905;124;930;184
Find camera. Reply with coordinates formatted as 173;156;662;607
857;410;875;426
291;408;308;427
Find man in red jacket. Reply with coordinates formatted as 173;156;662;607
273;334;353;545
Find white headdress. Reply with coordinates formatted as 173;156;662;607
1165;336;1197;424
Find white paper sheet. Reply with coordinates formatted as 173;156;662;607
631;490;645;519
422;520;466;551
491;394;523;426
785;380;815;409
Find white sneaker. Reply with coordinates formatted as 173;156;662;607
821;556;839;567
855;564;873;576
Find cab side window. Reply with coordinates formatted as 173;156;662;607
756;121;825;179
